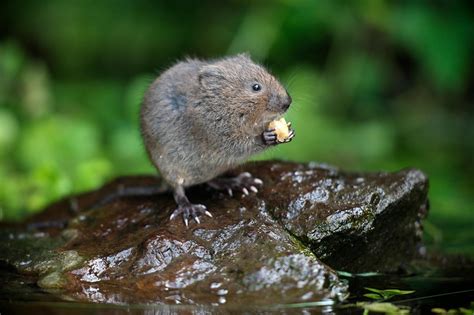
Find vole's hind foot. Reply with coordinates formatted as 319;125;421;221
208;172;263;197
170;204;212;227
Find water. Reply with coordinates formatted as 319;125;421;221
1;262;473;314
339;272;474;314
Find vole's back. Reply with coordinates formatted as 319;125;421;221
141;59;206;188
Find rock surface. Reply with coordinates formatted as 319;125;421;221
0;161;429;306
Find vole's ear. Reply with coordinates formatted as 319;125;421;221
199;65;225;88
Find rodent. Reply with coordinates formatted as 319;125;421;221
140;54;294;226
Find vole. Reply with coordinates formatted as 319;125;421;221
140;54;294;226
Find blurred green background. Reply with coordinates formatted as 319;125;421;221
0;1;473;256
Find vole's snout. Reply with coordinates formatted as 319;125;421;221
282;93;292;111
269;92;292;113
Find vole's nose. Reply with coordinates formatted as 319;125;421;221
270;92;292;112
281;93;292;111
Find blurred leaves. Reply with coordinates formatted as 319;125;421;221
389;3;473;91
0;1;473;255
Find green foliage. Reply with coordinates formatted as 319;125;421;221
357;301;410;315
431;301;474;314
352;287;414;314
363;287;415;301
0;1;473;256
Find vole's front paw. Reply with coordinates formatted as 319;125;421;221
262;123;295;145
208;172;263;197
263;128;278;145
170;204;212;227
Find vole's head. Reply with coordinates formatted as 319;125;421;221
199;54;291;132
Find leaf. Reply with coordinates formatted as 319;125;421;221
365;287;384;294
364;293;383;300
382;289;416;300
360;302;409;314
431;308;447;314
364;287;415;301
337;271;353;278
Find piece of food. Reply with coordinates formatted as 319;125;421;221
268;117;290;142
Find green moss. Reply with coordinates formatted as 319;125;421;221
0;229;85;289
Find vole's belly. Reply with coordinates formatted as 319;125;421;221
164;146;240;187
182;154;234;187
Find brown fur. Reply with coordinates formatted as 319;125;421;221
140;54;291;190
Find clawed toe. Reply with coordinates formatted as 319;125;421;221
220;173;263;197
170;204;212;226
288;128;295;140
208;172;264;199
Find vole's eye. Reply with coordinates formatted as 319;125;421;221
252;83;262;92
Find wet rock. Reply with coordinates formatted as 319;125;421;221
243;162;429;273
0;161;429;305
